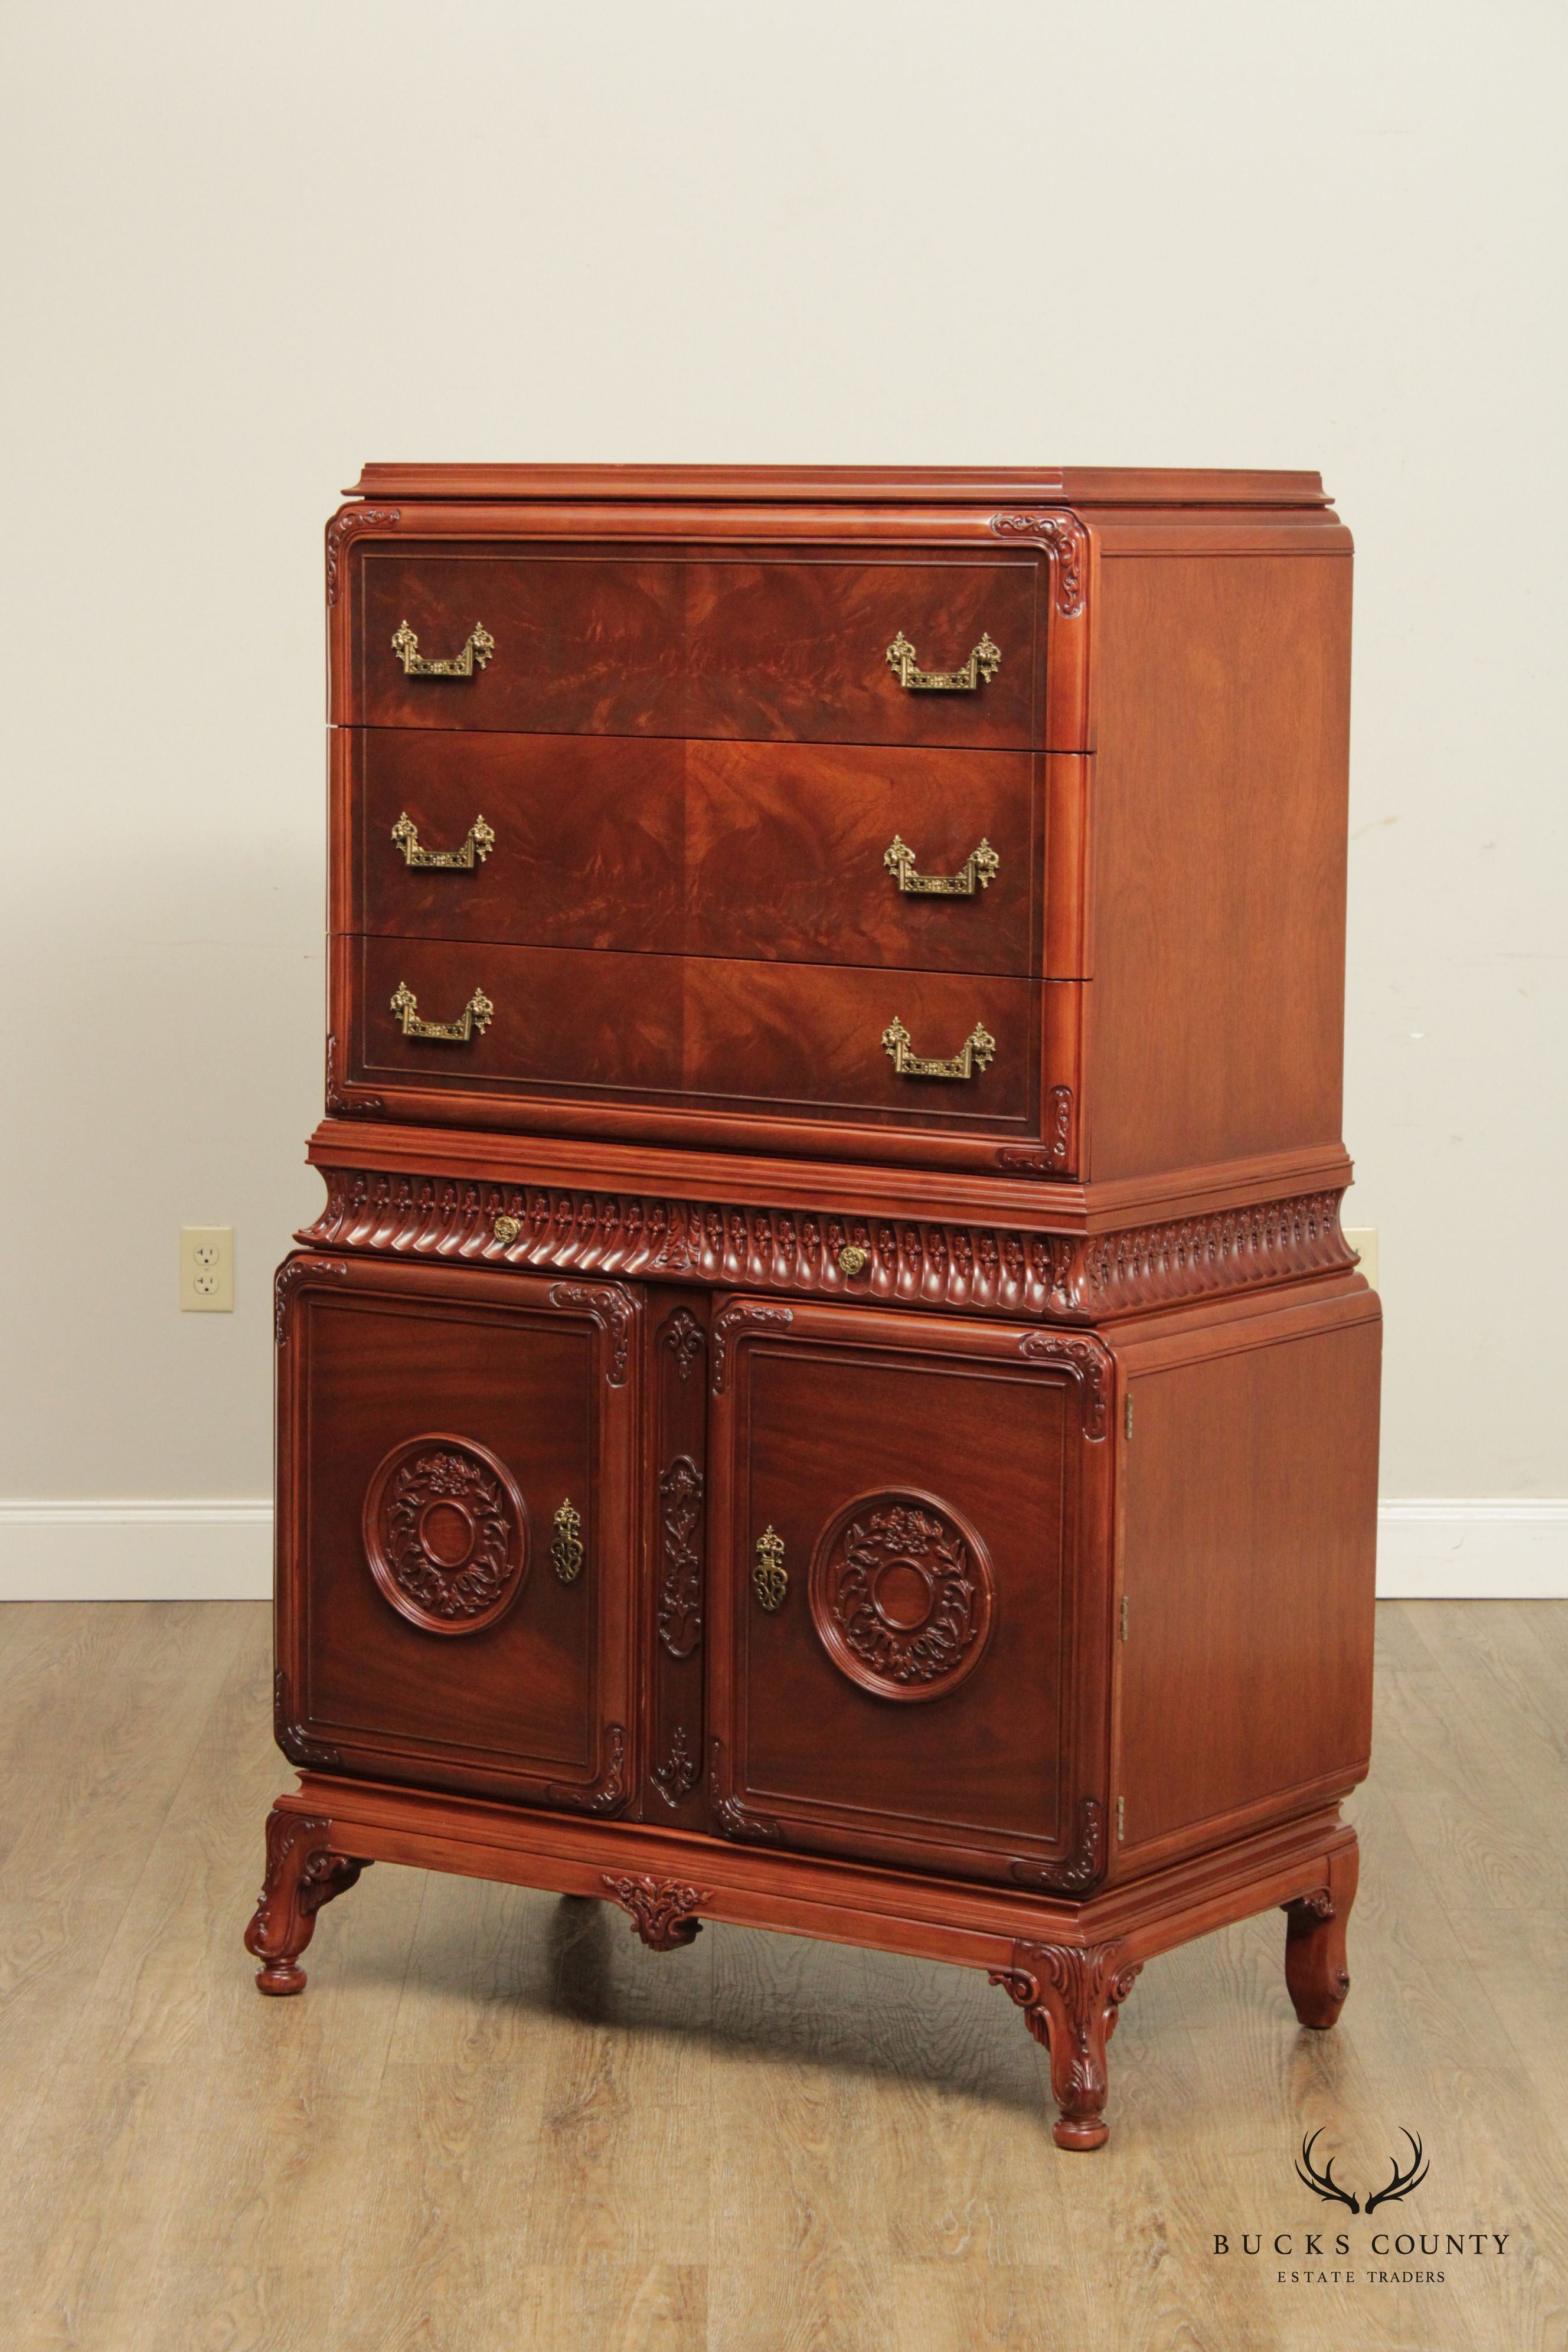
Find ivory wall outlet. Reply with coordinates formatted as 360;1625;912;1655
180;1226;234;1312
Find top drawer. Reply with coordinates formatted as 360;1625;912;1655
341;548;1041;749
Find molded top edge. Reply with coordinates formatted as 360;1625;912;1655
346;463;1329;508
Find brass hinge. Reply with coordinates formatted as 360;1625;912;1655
1116;1795;1126;1843
1124;1393;1133;1440
1119;1593;1129;1642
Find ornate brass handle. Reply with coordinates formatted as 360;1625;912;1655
391;812;495;870
884;834;999;897
881;1015;996;1081
753;1525;788;1612
551;1499;584;1584
390;980;494;1042
391;620;495;678
886;631;1001;692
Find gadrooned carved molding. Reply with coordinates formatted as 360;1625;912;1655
275;1257;350;1345
602;1872;710;1951
326;505;400;604
657;1456;704;1659
808;1491;994;1704
1018;1331;1113;1441
989;512;1087;617
1010;1795;1106;1893
362;1435;528;1634
301;1169;1353;1325
273;1669;342;1771
547;1280;634;1384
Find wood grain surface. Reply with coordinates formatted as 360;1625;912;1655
2;1599;1564;2351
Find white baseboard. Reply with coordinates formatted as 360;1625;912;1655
0;1499;1563;1603
1373;1500;1568;1599
0;1501;272;1600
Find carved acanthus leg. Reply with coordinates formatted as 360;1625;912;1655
1282;1835;1358;2030
990;1938;1142;2150
244;1807;370;1995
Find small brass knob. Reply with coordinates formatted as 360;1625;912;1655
838;1244;870;1276
493;1214;521;1245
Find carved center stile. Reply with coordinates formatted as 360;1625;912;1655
362;1436;528;1635
808;1491;994;1703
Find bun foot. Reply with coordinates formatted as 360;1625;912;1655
244;1805;370;1997
1282;1835;1358;2031
991;1937;1142;2151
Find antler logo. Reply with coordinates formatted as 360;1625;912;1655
1295;2128;1429;2213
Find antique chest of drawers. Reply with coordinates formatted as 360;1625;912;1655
250;466;1380;2151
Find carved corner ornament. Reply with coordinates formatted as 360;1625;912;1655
996;1087;1075;1177
1017;1331;1112;1440
325;505;400;605
989;1936;1142;2150
602;1873;711;1952
547;1280;635;1385
546;1723;627;1816
709;1736;785;1845
710;1302;795;1395
275;1258;349;1345
273;1669;342;1771
1009;1795;1106;1894
989;512;1087;618
325;1033;385;1116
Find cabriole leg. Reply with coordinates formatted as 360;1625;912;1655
244;1806;370;1995
990;1938;1143;2151
1282;1834;1358;2030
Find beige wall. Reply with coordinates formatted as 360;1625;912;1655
1;1;1563;1506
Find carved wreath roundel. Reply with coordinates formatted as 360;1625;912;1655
808;1488;994;1703
362;1434;529;1636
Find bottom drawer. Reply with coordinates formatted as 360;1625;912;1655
347;934;1040;1133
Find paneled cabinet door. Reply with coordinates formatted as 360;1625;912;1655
274;1255;637;1811
706;1299;1114;1888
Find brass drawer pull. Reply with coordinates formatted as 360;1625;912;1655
886;631;1000;692
884;834;999;897
753;1525;788;1612
881;1015;996;1081
390;980;494;1042
391;812;495;870
551;1498;584;1584
391;619;495;678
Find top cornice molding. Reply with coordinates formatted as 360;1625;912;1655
344;463;1331;510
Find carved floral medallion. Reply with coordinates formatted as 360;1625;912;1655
808;1489;994;1703
362;1434;528;1635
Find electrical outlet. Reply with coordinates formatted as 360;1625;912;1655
1344;1226;1378;1292
180;1226;234;1312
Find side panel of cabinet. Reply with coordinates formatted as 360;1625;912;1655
1110;1285;1380;1877
707;1299;1113;1887
275;1254;638;1810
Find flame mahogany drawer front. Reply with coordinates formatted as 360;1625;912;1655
347;548;1041;747
346;728;1038;976
349;933;1038;1135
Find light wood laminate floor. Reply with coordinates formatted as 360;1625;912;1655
2;1600;1566;2352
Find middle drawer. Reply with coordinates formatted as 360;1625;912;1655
340;729;1037;978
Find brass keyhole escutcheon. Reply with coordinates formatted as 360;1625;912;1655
753;1526;788;1612
551;1499;584;1585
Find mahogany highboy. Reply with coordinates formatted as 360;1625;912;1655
250;465;1380;2150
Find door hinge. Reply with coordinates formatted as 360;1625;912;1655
1123;1393;1133;1439
1118;1593;1129;1642
1116;1794;1126;1843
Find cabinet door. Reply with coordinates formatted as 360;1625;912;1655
275;1255;636;1811
707;1299;1113;1888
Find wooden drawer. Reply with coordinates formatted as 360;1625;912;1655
347;934;1037;1134
345;548;1040;747
707;1298;1110;1885
345;727;1037;976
